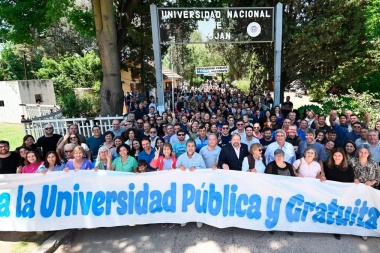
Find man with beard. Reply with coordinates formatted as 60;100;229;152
286;125;303;154
218;134;249;171
241;125;259;148
0;140;20;174
37;123;62;158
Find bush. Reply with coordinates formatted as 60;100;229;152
59;92;100;118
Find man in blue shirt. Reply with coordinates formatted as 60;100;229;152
176;139;206;171
86;125;105;161
138;138;156;171
195;126;208;152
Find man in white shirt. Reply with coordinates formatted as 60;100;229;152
265;129;296;164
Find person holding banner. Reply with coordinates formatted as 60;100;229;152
352;146;380;189
265;129;296;165
64;146;92;171
264;149;295;236
93;146;112;170
21;151;44;174
292;147;323;179
176;140;206;172
242;143;266;173
150;143;177;171
112;144;138;172
36;151;65;173
323;148;356;240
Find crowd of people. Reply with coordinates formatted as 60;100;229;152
0;84;379;239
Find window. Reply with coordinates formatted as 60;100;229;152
35;94;42;103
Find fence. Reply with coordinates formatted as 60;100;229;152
20;104;61;120
21;116;124;140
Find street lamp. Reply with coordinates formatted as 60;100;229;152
169;36;175;112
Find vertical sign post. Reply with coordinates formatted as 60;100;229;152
150;4;165;114
273;3;283;106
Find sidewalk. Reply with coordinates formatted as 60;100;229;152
55;223;380;253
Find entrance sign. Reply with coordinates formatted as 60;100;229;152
150;4;283;112
196;66;228;75
0;170;379;236
159;8;274;44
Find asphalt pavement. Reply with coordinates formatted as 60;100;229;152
55;223;380;253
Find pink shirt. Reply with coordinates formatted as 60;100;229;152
22;162;43;174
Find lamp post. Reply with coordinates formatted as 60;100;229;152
170;37;175;112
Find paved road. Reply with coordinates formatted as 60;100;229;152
56;223;380;253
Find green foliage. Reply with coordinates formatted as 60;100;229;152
297;104;323;118
0;0;73;45
59;91;101;118
320;89;380;128
67;6;96;39
36;51;102;97
0;43;43;81
234;79;250;94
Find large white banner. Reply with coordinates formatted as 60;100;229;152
0;170;379;236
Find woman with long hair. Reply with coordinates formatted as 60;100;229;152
344;140;357;162
273;106;284;126
112;136;124;160
130;138;143;160
16;135;40;156
323;148;356;240
292;147;322;179
36;151;65;173
21;151;43;174
352;146;380;191
155;137;165;155
122;128;138;146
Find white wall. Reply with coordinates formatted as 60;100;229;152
18;80;56;105
0;81;23;123
0;80;56;123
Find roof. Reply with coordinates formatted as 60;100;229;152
148;61;182;79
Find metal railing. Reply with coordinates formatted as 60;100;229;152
19;104;61;120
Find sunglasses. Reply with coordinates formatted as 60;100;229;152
178;134;185;136
65;150;73;153
45;127;53;130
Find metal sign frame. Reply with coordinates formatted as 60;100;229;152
150;3;283;113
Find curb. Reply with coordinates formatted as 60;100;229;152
32;229;76;253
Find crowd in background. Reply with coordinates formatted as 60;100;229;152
0;81;379;238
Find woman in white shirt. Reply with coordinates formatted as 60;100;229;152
292;147;322;178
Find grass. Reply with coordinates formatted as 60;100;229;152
10;232;55;253
0;123;24;150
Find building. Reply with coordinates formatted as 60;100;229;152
0;80;56;123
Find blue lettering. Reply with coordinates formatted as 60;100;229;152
72;184;79;215
135;184;149;215
301;201;315;222
56;191;72;217
265;196;281;229
182;184;195;212
40;185;57;218
222;184;229;217
312;203;327;223
326;199;338;225
117;191;128;215
246;194;261;220
208;184;222;216
365;207;380;229
228;184;237;216
0;192;10;217
149;190;163;213
335;206;347;226
235;194;248;217
105;191;118;215
286;194;304;222
195;183;208;213
79;191;93;215
349;199;360;226
128;183;135;214
92;191;105;216
163;183;176;213
357;200;368;227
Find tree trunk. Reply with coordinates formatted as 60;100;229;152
93;0;123;116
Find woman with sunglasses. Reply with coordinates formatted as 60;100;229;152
242;143;266;173
56;133;91;160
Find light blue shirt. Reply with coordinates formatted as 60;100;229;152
199;145;221;168
241;137;260;149
176;152;206;169
195;136;208;152
265;141;296;164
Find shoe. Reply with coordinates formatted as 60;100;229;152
269;231;275;235
333;234;341;240
161;223;167;228
129;224;136;227
287;232;294;236
168;223;175;228
181;223;187;227
196;222;203;228
362;236;368;241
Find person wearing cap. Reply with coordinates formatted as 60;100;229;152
264;129;296;164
